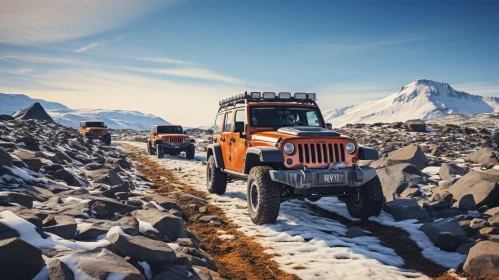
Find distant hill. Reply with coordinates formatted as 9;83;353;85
0;92;169;130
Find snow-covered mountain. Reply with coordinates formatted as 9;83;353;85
324;79;499;128
49;109;168;131
0;92;169;130
0;92;68;113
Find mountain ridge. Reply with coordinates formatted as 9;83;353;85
0;92;169;130
324;79;499;128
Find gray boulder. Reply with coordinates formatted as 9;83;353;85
420;217;469;252
87;169;124;186
0;237;46;280
438;163;467;181
376;163;424;202
404;119;426;132
107;233;176;264
374;145;429;170
0;223;20;240
448;169;499;209
463;241;499;277
0;148;13;167
465;148;499;166
458;194;477;210
383;199;430;221
132;209;185;241
48;259;75;280
43;215;77;239
75;225;108;241
54;169;83;187
57;248;145;279
0;192;34;208
87;196;137;216
87;216;140;236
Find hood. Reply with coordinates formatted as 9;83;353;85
251;127;345;143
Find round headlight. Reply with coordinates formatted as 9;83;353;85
346;142;356;154
283;142;295;155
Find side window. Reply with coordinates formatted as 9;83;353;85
223;112;233;132
213;114;224;135
235;110;245;123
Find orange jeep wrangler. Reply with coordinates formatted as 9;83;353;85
79;121;111;145
206;92;383;225
147;125;196;159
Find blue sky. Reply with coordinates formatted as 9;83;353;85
0;0;498;126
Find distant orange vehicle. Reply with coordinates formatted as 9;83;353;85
206;92;382;224
147;125;195;159
79;121;111;145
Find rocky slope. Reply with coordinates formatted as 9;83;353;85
0;118;223;279
324;79;499;128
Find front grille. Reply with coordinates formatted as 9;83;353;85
169;137;184;144
90;129;105;134
297;143;345;164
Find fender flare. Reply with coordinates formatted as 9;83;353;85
207;144;224;169
358;146;379;160
243;147;284;174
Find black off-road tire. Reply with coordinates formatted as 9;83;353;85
156;146;165;159
346;176;384;220
104;134;111;145
147;142;156;155
186;145;195;160
247;166;281;225
206;156;227;194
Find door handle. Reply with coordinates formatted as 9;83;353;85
220;137;225;141
229;137;235;142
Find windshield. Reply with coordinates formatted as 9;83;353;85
85;122;105;128
250;106;324;128
157;126;183;134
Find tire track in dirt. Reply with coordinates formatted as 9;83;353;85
124;146;300;280
303;203;448;278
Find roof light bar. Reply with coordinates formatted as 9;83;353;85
218;91;318;106
294;92;307;99
279;92;291;99
250;92;261;99
262;92;276;99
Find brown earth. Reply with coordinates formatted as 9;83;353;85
123;144;490;280
126;147;300;280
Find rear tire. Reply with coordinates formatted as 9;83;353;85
247;166;280;225
156;146;165;159
346;176;383;220
206;156;227;194
104;134;111;145
186;145;195;160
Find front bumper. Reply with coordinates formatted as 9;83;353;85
269;166;377;189
157;143;191;150
85;133;106;139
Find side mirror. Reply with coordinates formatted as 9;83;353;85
326;123;333;130
184;131;187;135
105;126;107;128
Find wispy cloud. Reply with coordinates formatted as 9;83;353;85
1;55;84;65
306;37;431;55
74;34;128;53
315;82;395;109
127;67;244;84
453;83;499;97
0;0;174;45
132;57;191;65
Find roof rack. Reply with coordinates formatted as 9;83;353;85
218;91;317;107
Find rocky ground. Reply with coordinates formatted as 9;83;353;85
1;107;499;279
0;118;225;280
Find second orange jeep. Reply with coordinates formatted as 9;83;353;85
147;125;196;159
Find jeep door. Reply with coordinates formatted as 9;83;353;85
220;111;233;168
149;126;156;146
79;123;85;135
228;109;247;173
